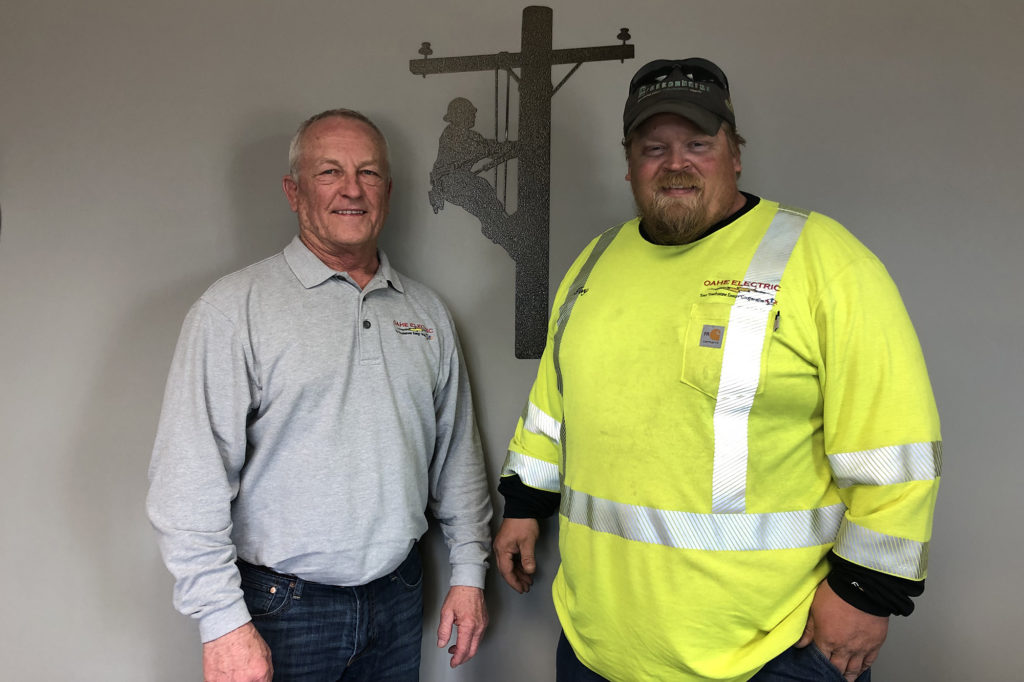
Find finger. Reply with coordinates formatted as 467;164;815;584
503;567;524;593
450;631;478;667
436;610;453;648
460;620;486;667
520;549;537;575
449;627;470;668
829;651;853;680
493;545;509;567
844;652;868;681
504;561;531;593
515;564;534;591
494;551;515;584
496;548;529;593
795;615;814;648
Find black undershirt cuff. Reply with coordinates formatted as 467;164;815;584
498;474;560;519
827;551;924;617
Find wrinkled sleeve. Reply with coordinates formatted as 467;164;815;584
816;256;942;590
428;309;492;589
146;299;256;642
501;337;563;499
500;237;605;509
498;327;564;518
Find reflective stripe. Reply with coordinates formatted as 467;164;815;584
523;401;561;444
829;441;942;489
553;225;624;474
553;225;623;399
833;520;928;579
561;485;845;551
711;207;809;513
502;450;561;492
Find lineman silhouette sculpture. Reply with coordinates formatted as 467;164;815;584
429;97;518;254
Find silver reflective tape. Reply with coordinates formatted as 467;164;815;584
553;225;624;476
561;485;845;551
829;441;942;489
833;520;928;579
711;208;808;513
524;401;561;444
553;225;624;398
502;450;561;492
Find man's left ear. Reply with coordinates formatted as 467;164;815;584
282;175;300;212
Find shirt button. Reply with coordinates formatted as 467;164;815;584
363;320;371;329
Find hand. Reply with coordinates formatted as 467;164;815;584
493;518;540;593
796;580;889;681
202;622;273;682
436;585;488;668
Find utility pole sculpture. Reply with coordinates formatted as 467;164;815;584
410;5;633;358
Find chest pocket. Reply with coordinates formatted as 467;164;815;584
678;302;774;400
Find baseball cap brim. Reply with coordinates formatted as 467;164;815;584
625;100;723;138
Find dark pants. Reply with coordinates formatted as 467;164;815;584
237;547;423;682
750;643;871;681
556;632;609;681
556;631;871;681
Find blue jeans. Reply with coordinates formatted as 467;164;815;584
238;547;423;681
556;632;608;681
556;631;871;681
750;644;871;681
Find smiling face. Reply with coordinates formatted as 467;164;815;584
626;113;744;245
282;116;392;266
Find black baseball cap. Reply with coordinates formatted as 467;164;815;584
623;58;735;138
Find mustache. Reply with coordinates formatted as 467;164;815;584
657;172;703;191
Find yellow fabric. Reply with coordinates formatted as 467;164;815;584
505;201;941;681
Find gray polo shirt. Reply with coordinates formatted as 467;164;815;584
147;237;491;642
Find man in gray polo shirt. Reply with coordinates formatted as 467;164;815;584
148;109;491;681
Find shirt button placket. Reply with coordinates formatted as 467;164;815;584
357;295;382;364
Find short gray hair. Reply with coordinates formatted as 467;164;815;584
288;108;391;180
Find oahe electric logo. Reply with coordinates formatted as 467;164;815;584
393;320;434;341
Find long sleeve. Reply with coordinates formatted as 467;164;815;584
499;234;607;506
427;311;492;589
815;254;942;588
146;299;256;642
500;334;564;498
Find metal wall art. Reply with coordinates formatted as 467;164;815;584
410;5;633;358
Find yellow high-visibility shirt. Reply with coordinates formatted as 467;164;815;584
503;200;941;682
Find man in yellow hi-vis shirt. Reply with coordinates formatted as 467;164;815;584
493;58;941;682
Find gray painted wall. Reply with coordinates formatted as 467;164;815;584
1;1;1018;679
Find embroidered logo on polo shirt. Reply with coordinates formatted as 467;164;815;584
700;324;725;349
393;320;434;340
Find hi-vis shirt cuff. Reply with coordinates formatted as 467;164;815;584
523;401;561;444
502;450;560;493
833;520;928;579
828;442;942;489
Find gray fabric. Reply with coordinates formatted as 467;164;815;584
147;236;491;642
